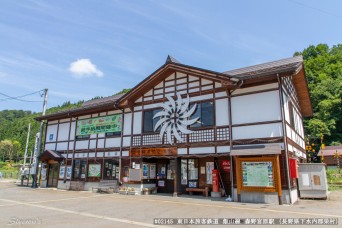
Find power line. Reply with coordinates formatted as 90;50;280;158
0;90;44;102
288;0;342;21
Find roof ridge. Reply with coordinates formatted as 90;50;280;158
223;55;303;76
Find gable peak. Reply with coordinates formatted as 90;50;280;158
165;55;180;64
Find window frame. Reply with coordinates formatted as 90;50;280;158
189;100;214;129
143;108;163;133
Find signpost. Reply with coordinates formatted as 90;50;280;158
222;160;231;172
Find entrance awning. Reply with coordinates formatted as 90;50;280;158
38;150;64;162
230;144;282;156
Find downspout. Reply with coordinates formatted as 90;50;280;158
227;79;243;201
114;102;125;185
71;116;78;181
277;74;293;205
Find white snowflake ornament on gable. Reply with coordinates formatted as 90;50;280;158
153;93;199;144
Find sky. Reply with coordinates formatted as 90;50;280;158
0;0;341;112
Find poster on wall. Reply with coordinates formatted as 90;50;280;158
149;164;156;179
206;162;214;184
242;162;273;187
59;166;65;179
88;164;101;177
41;168;47;181
142;163;149;179
66;166;72;179
161;167;166;175
158;180;165;187
76;114;122;136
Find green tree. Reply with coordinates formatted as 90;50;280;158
0;139;21;162
295;44;342;145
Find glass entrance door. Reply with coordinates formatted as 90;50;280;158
47;164;59;187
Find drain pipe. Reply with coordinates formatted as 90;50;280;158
114;102;125;186
227;79;243;201
277;74;293;205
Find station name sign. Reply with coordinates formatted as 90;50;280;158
76;114;122;136
130;148;177;157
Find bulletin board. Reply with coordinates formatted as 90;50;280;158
235;156;281;193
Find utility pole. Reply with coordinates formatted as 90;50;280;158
21;123;31;186
32;88;48;188
23;123;31;168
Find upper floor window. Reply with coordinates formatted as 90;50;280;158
143;109;162;133
289;102;295;129
189;101;214;128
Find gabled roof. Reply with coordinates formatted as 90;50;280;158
36;55;313;121
222;56;312;117
117;61;237;107
317;146;342;156
223;56;303;79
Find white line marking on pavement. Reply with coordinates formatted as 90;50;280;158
0;198;169;228
107;195;342;218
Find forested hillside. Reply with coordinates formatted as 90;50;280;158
295;44;342;146
0;44;341;162
0;101;83;161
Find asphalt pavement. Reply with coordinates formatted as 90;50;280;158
0;180;341;227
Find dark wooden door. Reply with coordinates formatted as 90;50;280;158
156;160;174;193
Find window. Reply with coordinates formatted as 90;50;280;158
143;109;162;133
188;159;199;180
103;159;119;180
181;159;199;187
289;102;295;129
73;159;87;179
189;101;214;128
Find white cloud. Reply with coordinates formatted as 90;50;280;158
69;59;103;78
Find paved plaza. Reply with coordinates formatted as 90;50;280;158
0;180;341;227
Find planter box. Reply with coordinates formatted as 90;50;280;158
128;191;138;195
118;190;128;195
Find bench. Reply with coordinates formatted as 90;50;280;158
186;187;209;197
142;187;158;195
92;180;118;193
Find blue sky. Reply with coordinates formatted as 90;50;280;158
0;0;341;112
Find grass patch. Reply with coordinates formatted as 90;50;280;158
327;168;342;191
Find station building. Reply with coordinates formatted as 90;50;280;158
36;55;312;204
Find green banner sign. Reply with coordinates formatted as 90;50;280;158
76;114;122;136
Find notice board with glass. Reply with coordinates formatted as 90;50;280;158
235;156;280;193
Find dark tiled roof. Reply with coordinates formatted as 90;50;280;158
223;56;303;79
38;150;63;161
36;93;126;120
82;93;125;107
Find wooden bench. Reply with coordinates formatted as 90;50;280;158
92;180;118;193
142;187;158;195
186;187;209;197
